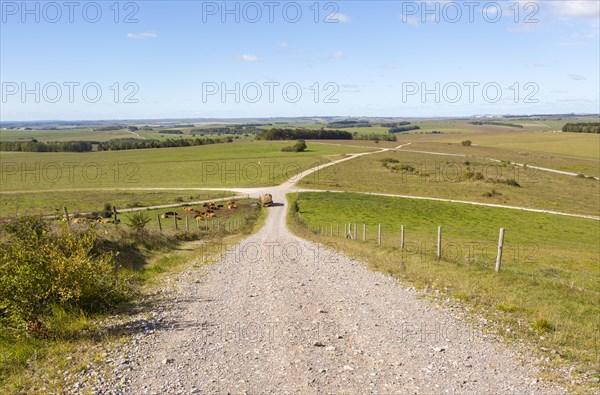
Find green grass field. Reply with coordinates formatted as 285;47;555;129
299;148;600;216
0;141;374;192
397;141;600;177
0;127;254;143
290;192;600;378
0;128;135;142
440;131;599;160
0;190;235;218
402;122;599;157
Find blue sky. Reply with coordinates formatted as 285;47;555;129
1;0;599;120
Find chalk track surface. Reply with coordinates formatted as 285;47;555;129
108;187;562;394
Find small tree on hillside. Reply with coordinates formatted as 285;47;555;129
127;212;151;233
281;139;308;152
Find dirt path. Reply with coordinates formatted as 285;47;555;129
97;186;564;394
80;151;569;393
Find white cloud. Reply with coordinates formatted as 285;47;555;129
553;0;600;18
127;31;157;39
569;74;587;81
239;54;260;62
326;13;351;23
332;51;344;59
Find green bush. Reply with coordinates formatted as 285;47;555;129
379;158;399;165
0;217;130;336
281;139;307;152
127;211;151;232
501;178;521;187
461;140;472;146
102;203;113;218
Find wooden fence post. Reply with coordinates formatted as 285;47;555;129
378;224;381;246
400;225;405;250
337;225;340;237
495;228;505;272
363;223;366;241
157;215;162;232
185;216;189;232
63;206;70;230
174;215;178;230
353;223;357;240
112;206;118;224
196;218;200;230
437;226;442;259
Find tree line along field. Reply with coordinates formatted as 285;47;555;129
289;192;600;378
0;141;374;192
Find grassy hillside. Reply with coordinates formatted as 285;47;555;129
299;148;600;216
0;141;373;192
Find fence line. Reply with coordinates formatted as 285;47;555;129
303;220;599;293
307;221;514;272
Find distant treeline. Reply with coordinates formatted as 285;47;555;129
239;123;272;127
389;125;420;133
0;140;93;152
327;120;371;128
353;133;397;141
257;128;353;140
97;137;230;151
562;122;600;134
191;126;260;135
159;130;184;134
469;121;523;128
381;121;411;128
94;126;125;131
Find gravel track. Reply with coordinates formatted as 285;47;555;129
69;149;570;394
91;188;564;394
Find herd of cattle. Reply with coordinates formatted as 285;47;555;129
70;217;119;224
62;200;241;225
161;200;239;221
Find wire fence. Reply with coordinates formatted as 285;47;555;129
302;219;600;295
